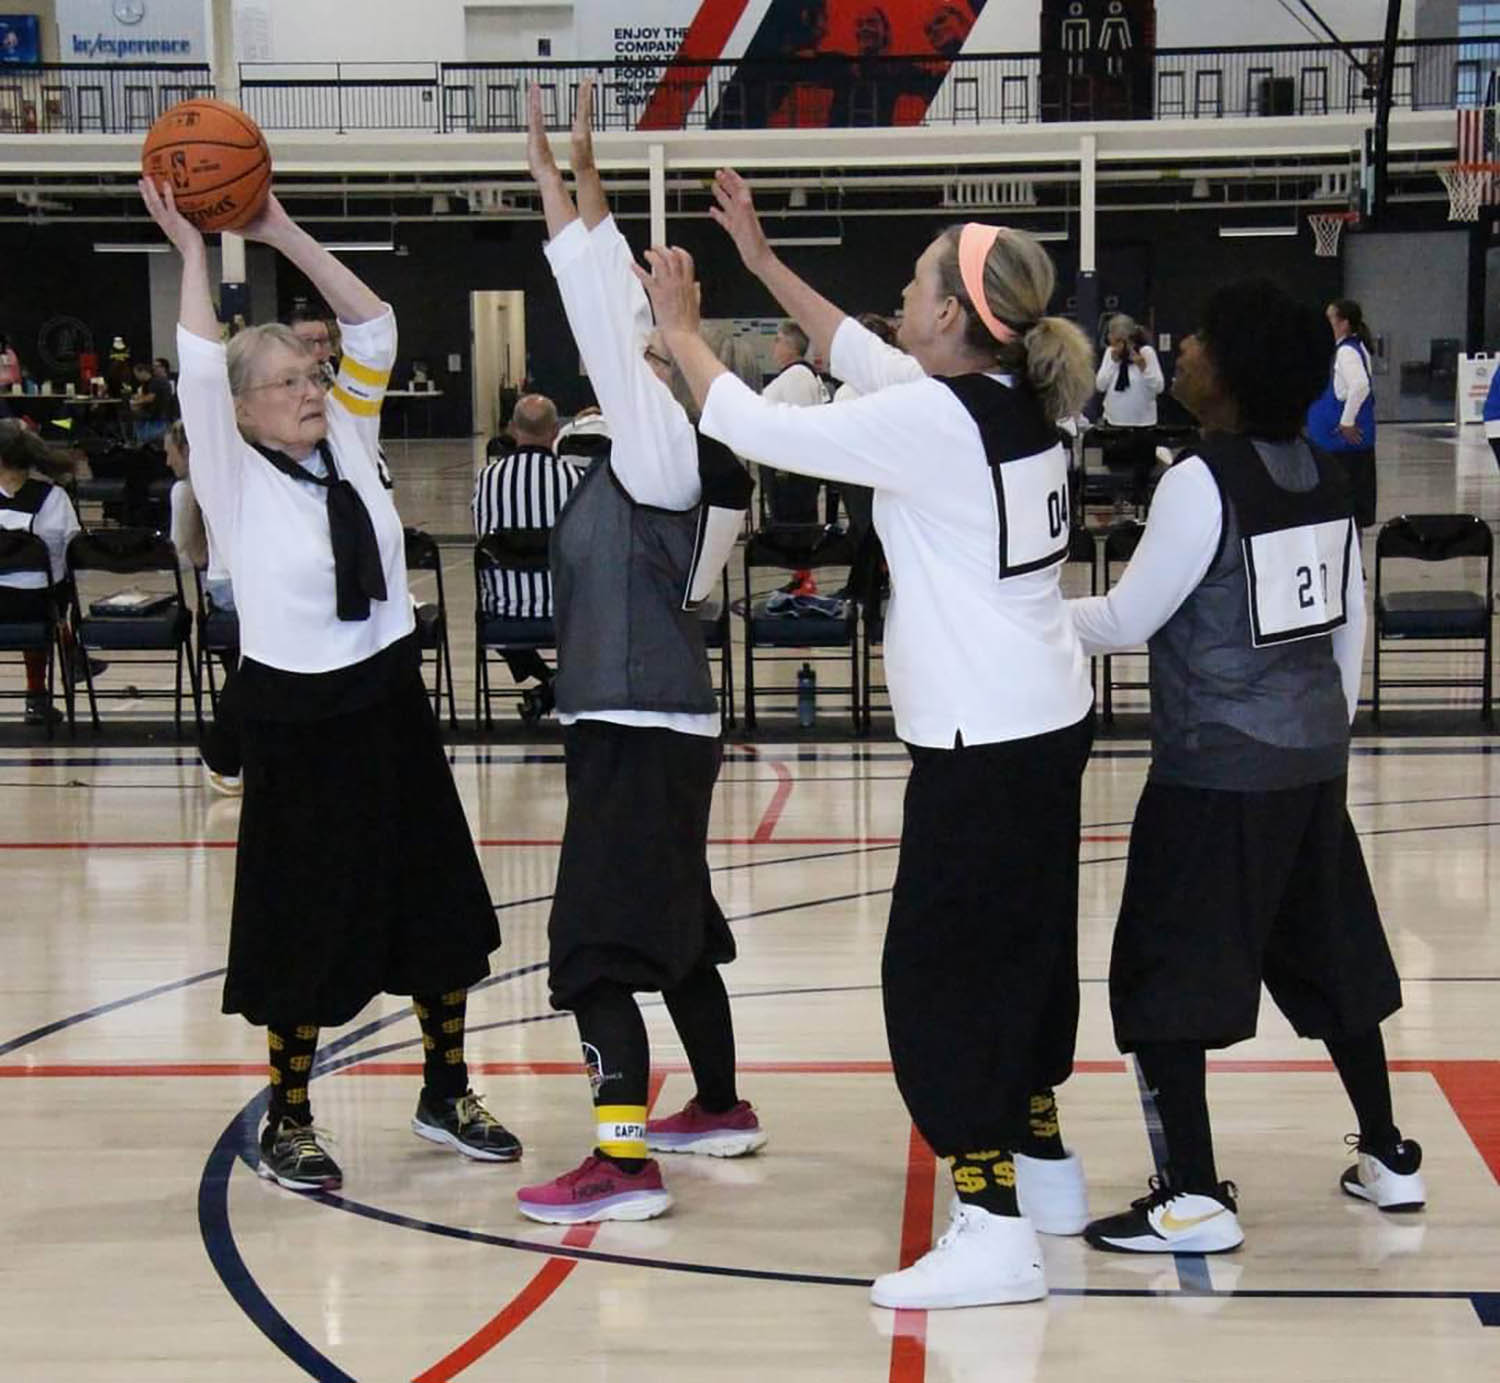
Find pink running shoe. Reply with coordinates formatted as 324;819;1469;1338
646;1099;767;1157
516;1154;673;1224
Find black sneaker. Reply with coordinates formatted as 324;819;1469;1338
1084;1175;1243;1254
518;684;554;725
412;1088;522;1162
258;1117;342;1192
1341;1134;1426;1212
24;694;62;727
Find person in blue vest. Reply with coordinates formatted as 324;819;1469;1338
1306;298;1377;527
1483;360;1500;469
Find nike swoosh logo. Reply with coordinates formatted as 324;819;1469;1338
1159;1207;1226;1233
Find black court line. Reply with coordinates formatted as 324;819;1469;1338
0;966;226;1057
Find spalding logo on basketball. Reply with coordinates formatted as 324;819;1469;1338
140;99;272;233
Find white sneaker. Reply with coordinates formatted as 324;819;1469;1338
1341;1137;1425;1212
1015;1151;1089;1236
1084;1177;1243;1254
206;767;243;797
870;1205;1046;1310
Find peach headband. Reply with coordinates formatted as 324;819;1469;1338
957;222;1016;345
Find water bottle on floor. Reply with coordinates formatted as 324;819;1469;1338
797;662;817;729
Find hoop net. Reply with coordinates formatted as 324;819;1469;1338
1308;211;1359;258
1438;163;1500;222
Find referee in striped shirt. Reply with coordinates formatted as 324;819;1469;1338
471;393;582;719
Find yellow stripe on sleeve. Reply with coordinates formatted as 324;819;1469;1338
331;384;383;418
338;355;392;389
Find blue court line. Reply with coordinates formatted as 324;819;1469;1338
1130;1056;1215;1294
0;966;225;1057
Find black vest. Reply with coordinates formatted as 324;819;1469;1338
0;477;51;533
1148;433;1354;790
938;374;1070;578
550;434;750;717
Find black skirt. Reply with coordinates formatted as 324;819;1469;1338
548;719;734;1010
1110;777;1400;1052
222;647;499;1027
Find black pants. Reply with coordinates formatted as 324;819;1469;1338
883;713;1094;1156
1103;432;1157;505
1337;448;1377;529
201;652;242;777
502;649;552;686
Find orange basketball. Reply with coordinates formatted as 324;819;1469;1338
141;99;271;233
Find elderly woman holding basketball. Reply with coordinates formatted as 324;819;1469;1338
138;177;518;1191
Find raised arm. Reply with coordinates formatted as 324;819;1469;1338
238;194;383;326
568;80;608;230
139;177;244;554
139;177;216;343
710;169;848;363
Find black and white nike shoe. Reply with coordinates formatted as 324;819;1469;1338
1341;1135;1426;1213
1084;1175;1243;1254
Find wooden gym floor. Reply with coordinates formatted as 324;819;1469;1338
0;424;1498;1382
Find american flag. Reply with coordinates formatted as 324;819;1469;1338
1455;107;1497;207
1456;106;1494;164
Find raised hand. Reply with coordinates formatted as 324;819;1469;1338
709;168;772;274
526;83;562;186
138;176;204;259
570;78;595;174
235;191;295;248
630;247;701;340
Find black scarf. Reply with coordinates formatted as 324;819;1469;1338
254;439;388;621
1114;357;1131;392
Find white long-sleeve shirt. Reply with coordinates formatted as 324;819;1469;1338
700;316;1093;748
0;477;79;587
762;360;828;409
1332;338;1373;428
176;308;413;674
1069;455;1365;722
1095;345;1165;427
543;214;718;738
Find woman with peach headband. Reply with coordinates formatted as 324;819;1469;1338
632;173;1097;1311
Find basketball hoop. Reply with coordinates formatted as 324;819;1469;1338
1308;210;1359;258
1437;163;1500;222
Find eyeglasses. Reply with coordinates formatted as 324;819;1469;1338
247;369;330;398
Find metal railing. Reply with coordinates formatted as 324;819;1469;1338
240;39;1500;135
0;63;213;134
1;41;1495;140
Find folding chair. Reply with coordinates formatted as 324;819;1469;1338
405;527;457;729
1101;520;1148;726
0;532;65;737
1372;515;1493;724
742;524;860;733
191;566;238;717
66;527;199;735
474;529;555;730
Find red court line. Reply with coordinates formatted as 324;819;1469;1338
752;761;796;844
1429;1062;1500;1184
888;1123;937;1383
412;1073;668;1382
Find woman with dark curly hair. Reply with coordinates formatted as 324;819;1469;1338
1070;278;1423;1256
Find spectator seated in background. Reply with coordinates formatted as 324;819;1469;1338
166;419;240;795
556;403;612;459
130;359;176;446
759;320;830;594
0;417;86;726
472;392;583;723
288;306;338;386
